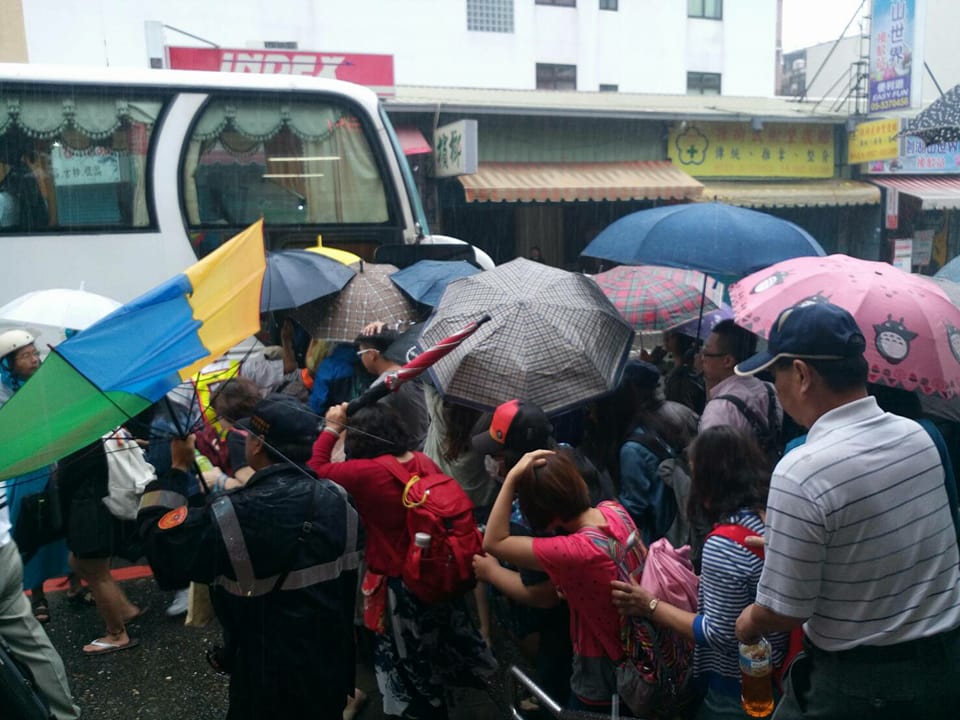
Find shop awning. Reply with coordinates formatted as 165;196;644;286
868;176;960;210
395;126;432;155
698;180;880;208
457;161;704;203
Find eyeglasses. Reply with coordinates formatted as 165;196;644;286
356;349;376;357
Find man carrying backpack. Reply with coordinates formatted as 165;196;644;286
699;320;783;467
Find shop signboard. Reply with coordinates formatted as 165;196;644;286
885;186;899;230
848;118;901;164
669;122;833;178
166;46;395;96
868;0;924;113
892;238;914;272
433;120;478;178
865;135;960;174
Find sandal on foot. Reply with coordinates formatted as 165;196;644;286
82;637;140;656
31;599;50;624
67;588;95;606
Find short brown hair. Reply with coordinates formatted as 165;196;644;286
516;449;591;533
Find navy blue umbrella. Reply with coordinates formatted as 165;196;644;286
581;203;825;278
389;259;481;307
261;249;356;312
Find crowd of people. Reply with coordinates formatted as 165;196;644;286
2;299;960;720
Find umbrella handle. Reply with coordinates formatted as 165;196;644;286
345;380;392;416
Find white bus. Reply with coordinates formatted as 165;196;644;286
0;64;489;306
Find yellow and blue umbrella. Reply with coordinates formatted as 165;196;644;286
0;220;266;481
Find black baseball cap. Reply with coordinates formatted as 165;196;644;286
237;394;319;445
735;302;866;376
472;399;553;455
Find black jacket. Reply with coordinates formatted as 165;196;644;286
137;462;363;719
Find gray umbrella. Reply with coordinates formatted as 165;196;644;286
418;258;635;415
900;84;960;147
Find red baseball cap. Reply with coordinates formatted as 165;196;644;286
472;399;553;455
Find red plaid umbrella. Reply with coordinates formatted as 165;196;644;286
593;265;722;331
346;315;491;415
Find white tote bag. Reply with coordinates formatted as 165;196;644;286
102;428;156;520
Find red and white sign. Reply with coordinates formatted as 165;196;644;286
166;47;394;96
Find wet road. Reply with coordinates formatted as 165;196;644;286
39;574;522;719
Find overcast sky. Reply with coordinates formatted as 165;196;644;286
781;0;867;52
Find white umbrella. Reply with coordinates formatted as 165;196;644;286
0;287;121;331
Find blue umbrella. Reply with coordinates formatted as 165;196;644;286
936;255;960;284
389;259;481;307
581;202;825;278
261;249;356;312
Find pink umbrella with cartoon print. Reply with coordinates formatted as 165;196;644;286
730;254;960;398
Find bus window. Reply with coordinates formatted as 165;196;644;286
0;88;162;231
184;95;390;255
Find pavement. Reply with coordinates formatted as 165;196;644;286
36;571;531;720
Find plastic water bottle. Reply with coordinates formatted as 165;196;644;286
194;451;214;473
414;532;431;549
739;636;774;717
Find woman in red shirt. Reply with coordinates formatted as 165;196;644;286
309;402;495;720
483;447;639;713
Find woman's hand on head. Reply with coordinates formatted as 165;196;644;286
611;577;653;618
505;449;554;483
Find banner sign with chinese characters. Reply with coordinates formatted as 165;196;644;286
868;0;923;113
669;122;834;178
433;120;478;178
51;145;121;186
865;135;960;174
848;118;901;164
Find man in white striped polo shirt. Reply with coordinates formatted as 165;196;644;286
734;302;960;719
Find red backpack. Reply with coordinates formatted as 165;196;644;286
374;455;483;604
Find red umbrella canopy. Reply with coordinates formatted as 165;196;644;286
731;254;960;397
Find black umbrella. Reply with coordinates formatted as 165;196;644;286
899;84;960;147
260;249;356;312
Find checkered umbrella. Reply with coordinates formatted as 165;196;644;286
418;258;635;415
593;265;722;331
290;262;419;342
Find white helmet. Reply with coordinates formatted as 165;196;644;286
0;329;36;359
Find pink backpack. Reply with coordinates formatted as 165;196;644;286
374;455;483;604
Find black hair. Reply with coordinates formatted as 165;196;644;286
772;354;868;393
344;403;414;459
712;320;757;363
687;425;769;527
262;440;313;465
354;330;398;354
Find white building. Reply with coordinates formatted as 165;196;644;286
1;0;778;97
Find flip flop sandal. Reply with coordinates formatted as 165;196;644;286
31;599;51;624
82;637;140;656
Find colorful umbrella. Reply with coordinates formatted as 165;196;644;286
0;287;122;331
291;262;419;342
730;254;960;397
592;265;722;331
305;236;363;266
390;260;482;308
581;202;825;278
899;84;960;147
261;249;355;312
418;258;635;415
0;221;266;480
347;315;491;415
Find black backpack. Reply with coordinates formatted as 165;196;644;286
0;635;52;720
716;383;783;467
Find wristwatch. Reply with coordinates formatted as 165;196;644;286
648;597;660;616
